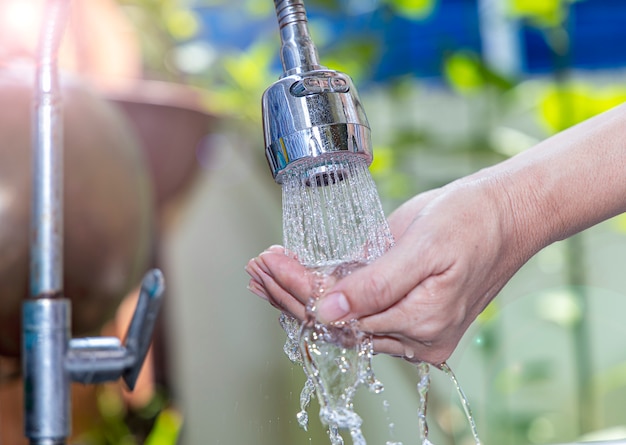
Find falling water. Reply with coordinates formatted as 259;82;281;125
280;153;393;444
415;362;481;445
281;153;393;268
416;362;433;445
279;153;481;445
439;363;482;444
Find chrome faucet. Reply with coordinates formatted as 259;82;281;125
24;1;163;443
263;0;373;185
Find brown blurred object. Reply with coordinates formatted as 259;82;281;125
0;0;214;357
0;65;154;356
0;0;215;441
107;80;213;209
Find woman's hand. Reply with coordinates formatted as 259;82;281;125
247;103;626;365
247;178;534;365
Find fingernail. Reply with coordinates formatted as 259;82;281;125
245;262;261;281
247;282;269;301
316;292;350;323
254;256;271;275
260;245;283;257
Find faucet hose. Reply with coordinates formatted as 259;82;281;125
273;0;322;75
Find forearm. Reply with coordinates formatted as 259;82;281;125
460;103;626;258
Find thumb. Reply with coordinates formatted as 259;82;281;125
315;240;428;323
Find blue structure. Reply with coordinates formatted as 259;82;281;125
194;0;626;81
524;0;626;73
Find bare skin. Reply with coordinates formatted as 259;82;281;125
246;103;626;366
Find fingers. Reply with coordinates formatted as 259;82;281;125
246;240;425;327
245;246;457;366
256;248;312;303
371;335;453;366
386;189;441;238
245;246;312;320
371;336;422;362
315;235;437;324
247;278;269;301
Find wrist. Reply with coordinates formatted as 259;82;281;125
454;166;553;268
489;169;556;263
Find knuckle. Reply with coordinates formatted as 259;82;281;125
268;295;288;312
360;271;394;311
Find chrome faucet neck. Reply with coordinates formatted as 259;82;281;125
274;0;324;75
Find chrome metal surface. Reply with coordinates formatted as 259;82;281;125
26;1;71;444
274;0;322;75
122;269;165;390
23;299;71;442
65;269;165;387
264;0;372;183
25;1;165;444
65;269;164;387
30;0;70;298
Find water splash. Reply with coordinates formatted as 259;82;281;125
281;154;393;268
280;154;393;444
439;362;482;445
279;312;302;364
383;400;403;445
278;154;481;445
299;264;387;444
416;362;433;445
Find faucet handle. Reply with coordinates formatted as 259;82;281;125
122;269;165;390
66;269;165;389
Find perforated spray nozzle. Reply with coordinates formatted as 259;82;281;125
263;0;372;184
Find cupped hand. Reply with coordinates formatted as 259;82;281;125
246;177;535;365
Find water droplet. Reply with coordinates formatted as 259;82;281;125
404;348;415;360
297;410;309;431
335;356;351;373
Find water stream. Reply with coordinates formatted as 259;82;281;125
439;363;482;444
281;153;392;444
279;153;481;444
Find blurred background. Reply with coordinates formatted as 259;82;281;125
2;0;626;444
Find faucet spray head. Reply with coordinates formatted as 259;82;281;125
263;0;372;184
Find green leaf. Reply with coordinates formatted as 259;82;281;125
538;82;626;133
369;145;394;175
508;0;563;27
610;213;626;234
384;0;436;20
477;300;500;325
145;408;184;445
443;51;484;96
507;0;587;28
164;8;200;40
321;38;380;83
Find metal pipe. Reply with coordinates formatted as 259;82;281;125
24;2;164;443
25;0;71;443
30;0;70;298
23;300;71;444
274;0;322;75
